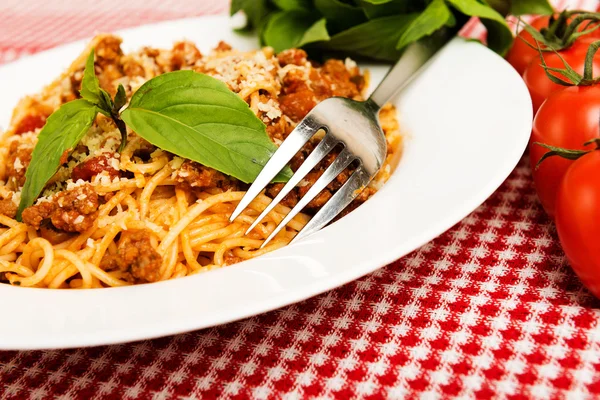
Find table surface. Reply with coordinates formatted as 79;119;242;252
1;0;600;399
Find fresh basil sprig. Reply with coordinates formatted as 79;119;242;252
17;51;292;219
121;71;292;184
80;50;128;151
232;0;555;61
17;100;98;220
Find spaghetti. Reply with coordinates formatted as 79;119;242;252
0;35;402;288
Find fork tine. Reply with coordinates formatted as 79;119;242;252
229;118;320;222
290;166;371;245
245;133;338;235
260;147;356;248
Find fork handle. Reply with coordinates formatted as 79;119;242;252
368;27;458;110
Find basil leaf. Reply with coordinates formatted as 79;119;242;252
396;0;452;51
17;100;98;219
272;0;311;11
485;0;511;16
120;71;291;184
359;0;426;19
113;84;127;113
298;19;331;47
262;11;331;53
231;0;273;31
446;0;513;55
80;50;113;116
314;0;366;32
82;52;127;150
510;0;553;16
324;14;418;61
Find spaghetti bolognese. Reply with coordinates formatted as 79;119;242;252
0;35;401;288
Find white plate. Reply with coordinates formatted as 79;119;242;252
0;16;532;350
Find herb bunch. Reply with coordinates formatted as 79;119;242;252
232;0;554;61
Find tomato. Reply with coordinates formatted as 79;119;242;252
555;150;600;298
529;85;600;217
523;37;600;113
506;16;552;75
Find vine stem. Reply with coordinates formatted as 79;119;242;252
583;40;600;81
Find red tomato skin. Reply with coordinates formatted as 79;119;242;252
555;151;600;298
506;16;551;76
523;37;600;113
529;85;600;217
581;21;600;39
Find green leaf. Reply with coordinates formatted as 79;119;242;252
484;0;511;16
446;0;513;55
314;0;366;32
120;71;291;184
396;0;452;51
272;0;311;11
17;100;98;219
324;13;419;61
298;18;331;47
113;84;127;113
360;0;394;4
230;0;272;31
80;50;113;116
359;0;425;19
262;11;329;53
510;0;553;16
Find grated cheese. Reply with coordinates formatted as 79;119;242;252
66;179;86;191
13;157;24;172
10;191;20;205
170;157;184;170
257;99;282;120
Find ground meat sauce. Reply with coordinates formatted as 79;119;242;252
277;49;308;67
174;161;241;193
279;59;361;122
71;153;120;182
214;41;232;52
21;184;99;232
94;36;125;95
171;41;202;70
100;230;162;283
0;199;17;219
5;141;33;189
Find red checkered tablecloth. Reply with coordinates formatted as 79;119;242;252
1;0;600;398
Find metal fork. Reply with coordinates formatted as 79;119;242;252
230;31;456;248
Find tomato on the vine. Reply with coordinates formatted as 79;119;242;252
507;12;600;77
529;85;600;217
555;149;600;298
523;37;600;112
506;16;552;75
